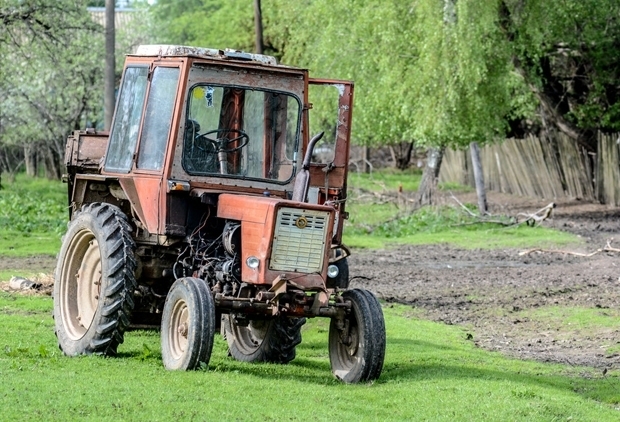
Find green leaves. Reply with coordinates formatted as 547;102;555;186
0;177;66;234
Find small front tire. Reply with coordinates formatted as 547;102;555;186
329;289;386;383
161;277;216;370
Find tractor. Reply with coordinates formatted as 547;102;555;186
55;45;385;383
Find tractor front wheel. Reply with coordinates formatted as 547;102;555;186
328;289;386;383
161;277;216;370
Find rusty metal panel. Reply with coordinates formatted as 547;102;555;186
217;194;333;287
118;177;161;234
66;131;108;171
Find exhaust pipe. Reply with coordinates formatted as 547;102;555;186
292;131;324;202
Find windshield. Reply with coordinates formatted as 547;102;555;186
182;84;301;182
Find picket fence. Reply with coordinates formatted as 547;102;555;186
439;133;620;205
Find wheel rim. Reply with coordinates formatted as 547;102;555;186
168;299;189;360
59;229;101;340
230;319;269;355
333;317;361;372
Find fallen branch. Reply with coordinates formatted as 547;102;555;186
519;239;620;256
516;202;556;226
450;192;478;217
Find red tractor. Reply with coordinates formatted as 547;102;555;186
55;45;385;383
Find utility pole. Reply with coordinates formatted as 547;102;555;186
104;0;115;130
254;0;264;54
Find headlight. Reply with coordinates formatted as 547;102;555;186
327;264;339;278
246;256;260;269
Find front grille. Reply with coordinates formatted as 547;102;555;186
270;207;330;273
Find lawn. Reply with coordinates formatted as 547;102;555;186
0;293;618;421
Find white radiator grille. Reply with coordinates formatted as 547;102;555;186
270;207;330;273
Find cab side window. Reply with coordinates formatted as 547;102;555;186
105;66;148;173
137;67;180;171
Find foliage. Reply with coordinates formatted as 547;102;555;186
0;0;105;177
0;176;66;234
0;0;157;177
149;0;255;50
0;295;618;420
0;174;66;256
503;0;620;132
145;0;620;151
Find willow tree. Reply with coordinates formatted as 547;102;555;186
267;0;421;151
150;0;256;52
409;0;531;207
268;0;529;207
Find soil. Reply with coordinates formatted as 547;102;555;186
349;191;620;371
3;191;619;370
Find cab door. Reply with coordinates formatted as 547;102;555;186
103;62;182;236
307;79;354;243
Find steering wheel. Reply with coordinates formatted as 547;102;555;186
195;129;249;153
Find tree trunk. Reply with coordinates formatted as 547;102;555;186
470;142;488;215
415;146;445;208
24;143;38;177
254;0;264;54
361;146;369;173
390;141;414;170
104;0;115;131
43;145;61;180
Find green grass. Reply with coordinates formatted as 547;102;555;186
0;292;618;421
348;167;425;192
0;173;67;256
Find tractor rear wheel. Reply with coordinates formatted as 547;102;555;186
161;277;216;370
328;289;385;383
223;315;305;364
53;203;136;356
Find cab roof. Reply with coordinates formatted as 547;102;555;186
133;45;281;67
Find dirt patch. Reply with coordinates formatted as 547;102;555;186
350;192;620;370
0;255;56;273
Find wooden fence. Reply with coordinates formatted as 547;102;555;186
439;132;620;205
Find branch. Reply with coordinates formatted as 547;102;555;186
515;202;556;226
519;239;620;257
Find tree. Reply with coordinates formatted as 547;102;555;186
104;0;115;130
0;0;104;179
0;0;154;180
264;0;524;207
500;0;620;148
150;0;256;52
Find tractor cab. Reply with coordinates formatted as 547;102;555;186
101;45;352;243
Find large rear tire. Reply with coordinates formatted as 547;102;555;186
53;203;136;356
329;289;385;383
223;315;305;364
161;277;216;370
